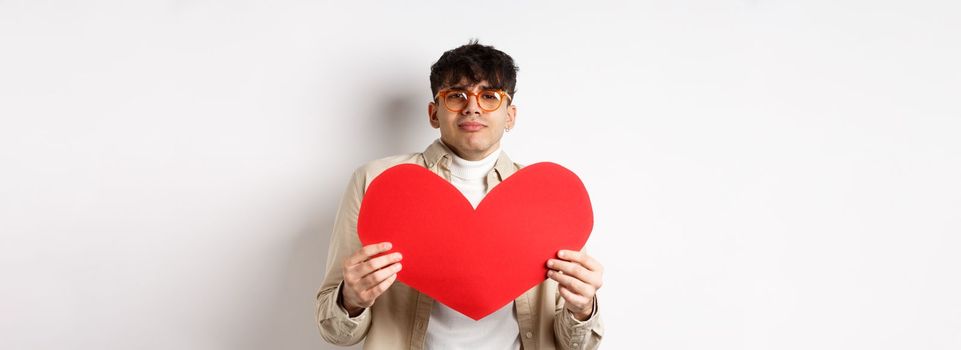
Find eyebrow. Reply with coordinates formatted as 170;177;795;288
448;84;498;91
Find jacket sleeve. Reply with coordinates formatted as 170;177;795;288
315;167;372;346
552;247;605;350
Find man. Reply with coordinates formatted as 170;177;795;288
315;40;604;349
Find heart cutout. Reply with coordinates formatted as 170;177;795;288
357;162;593;320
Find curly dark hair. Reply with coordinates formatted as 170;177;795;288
429;39;519;102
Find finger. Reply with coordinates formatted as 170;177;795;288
559;285;590;309
357;262;402;291
347;242;393;266
548;270;595;297
547;259;600;287
364;269;399;299
353;252;403;278
558;249;603;272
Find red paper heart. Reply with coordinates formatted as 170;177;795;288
357;162;593;320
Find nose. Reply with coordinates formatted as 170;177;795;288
461;94;482;115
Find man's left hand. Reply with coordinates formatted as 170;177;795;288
547;249;604;321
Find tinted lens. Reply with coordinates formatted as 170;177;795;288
478;90;502;110
444;91;468;110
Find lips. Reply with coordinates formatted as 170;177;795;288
458;121;486;131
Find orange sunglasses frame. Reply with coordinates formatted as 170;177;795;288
433;89;512;113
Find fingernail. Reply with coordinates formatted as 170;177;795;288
558;251;566;258
395;263;402;270
384;242;392;250
547;260;554;267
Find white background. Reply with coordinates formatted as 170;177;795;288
2;1;959;349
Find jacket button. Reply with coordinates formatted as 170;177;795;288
525;331;533;338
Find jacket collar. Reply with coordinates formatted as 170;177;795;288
423;138;517;181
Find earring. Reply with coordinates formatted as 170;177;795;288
505;127;511;132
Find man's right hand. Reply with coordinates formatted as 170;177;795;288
339;242;403;317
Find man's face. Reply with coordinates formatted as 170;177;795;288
428;79;517;161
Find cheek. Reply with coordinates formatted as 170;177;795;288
437;115;456;127
492;115;509;128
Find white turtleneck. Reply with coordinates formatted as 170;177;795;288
448;146;501;208
425;145;521;350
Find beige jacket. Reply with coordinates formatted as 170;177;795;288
315;139;604;349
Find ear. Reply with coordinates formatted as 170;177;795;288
428;101;440;129
506;104;517;129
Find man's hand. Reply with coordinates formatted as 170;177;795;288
339;242;403;317
547;249;604;321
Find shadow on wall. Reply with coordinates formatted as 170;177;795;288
372;92;435;159
248;72;433;350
